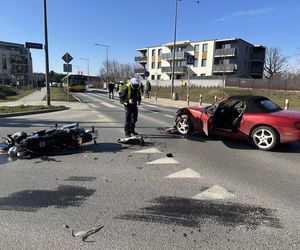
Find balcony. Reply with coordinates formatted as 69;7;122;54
250;55;265;62
161;66;187;74
212;64;237;73
161;51;186;61
134;68;146;74
214;48;238;57
134;55;147;62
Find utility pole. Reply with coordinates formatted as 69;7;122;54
44;0;50;106
95;43;109;89
170;0;179;100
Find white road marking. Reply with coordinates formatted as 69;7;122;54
165;168;201;178
86;94;118;108
100;101;118;108
164;114;174;118
135;147;162;154
89;103;98;108
192;185;235;200
146;157;179;165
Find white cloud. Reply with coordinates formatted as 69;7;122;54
215;8;271;22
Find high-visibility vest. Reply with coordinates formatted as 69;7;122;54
118;83;124;93
125;83;140;102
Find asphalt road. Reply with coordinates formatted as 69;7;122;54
0;89;299;249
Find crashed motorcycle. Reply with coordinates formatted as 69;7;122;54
0;123;98;158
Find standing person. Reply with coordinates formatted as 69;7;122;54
120;78;142;137
145;80;152;98
140;82;144;98
108;82;114;99
117;80;124;97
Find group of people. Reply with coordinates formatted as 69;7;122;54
108;80;152;100
108;78;147;138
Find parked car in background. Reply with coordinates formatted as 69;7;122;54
50;82;58;87
86;83;94;88
174;95;300;150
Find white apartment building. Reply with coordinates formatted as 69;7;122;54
0;41;33;85
134;38;265;80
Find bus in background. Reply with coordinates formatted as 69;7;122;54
62;74;86;92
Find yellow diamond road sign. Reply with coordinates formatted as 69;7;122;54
62;53;73;63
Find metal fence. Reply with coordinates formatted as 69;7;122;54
226;78;300;91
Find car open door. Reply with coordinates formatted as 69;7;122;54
201;103;218;136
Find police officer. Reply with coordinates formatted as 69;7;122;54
120;78;142;137
117;80;124;97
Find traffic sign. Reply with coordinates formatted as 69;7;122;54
25;42;43;50
186;54;195;65
63;64;72;72
62;53;73;63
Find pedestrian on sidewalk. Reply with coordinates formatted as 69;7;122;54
120;78;142;137
145;80;152;98
108;82;115;99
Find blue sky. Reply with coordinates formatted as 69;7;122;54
1;0;299;75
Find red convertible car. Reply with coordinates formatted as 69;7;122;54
175;95;300;150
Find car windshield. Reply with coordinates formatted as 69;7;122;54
260;99;282;112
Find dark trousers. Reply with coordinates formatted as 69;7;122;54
109;91;114;99
124;104;138;136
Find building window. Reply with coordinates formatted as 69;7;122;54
194;45;199;52
157;75;161;80
152;49;156;56
201;59;207;67
2;55;7;70
158;49;162;56
202;44;208;52
151;62;155;69
201;74;206;76
223;59;230;65
157;62;161;68
194;59;198;67
151;75;155;80
223;44;231;49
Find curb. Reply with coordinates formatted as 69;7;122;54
0;107;69;118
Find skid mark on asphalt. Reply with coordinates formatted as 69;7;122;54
116;196;283;229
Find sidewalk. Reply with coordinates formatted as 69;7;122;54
0;87;47;107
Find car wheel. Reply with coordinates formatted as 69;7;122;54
176;115;192;135
250;126;279;151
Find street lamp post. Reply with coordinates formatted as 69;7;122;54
43;0;50;106
80;58;90;84
95;43;109;89
170;0;179;100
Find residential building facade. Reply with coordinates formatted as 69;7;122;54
134;38;265;80
0;41;33;85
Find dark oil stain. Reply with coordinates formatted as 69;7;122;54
116;196;283;229
64;176;97;182
0;185;95;212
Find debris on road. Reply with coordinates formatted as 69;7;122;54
72;225;104;241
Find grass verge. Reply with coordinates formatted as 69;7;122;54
49;87;77;102
0;105;65;114
0;86;36;102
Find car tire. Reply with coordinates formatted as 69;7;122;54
250;126;279;151
176;115;193;135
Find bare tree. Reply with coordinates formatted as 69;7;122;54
99;60;134;82
264;47;288;79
